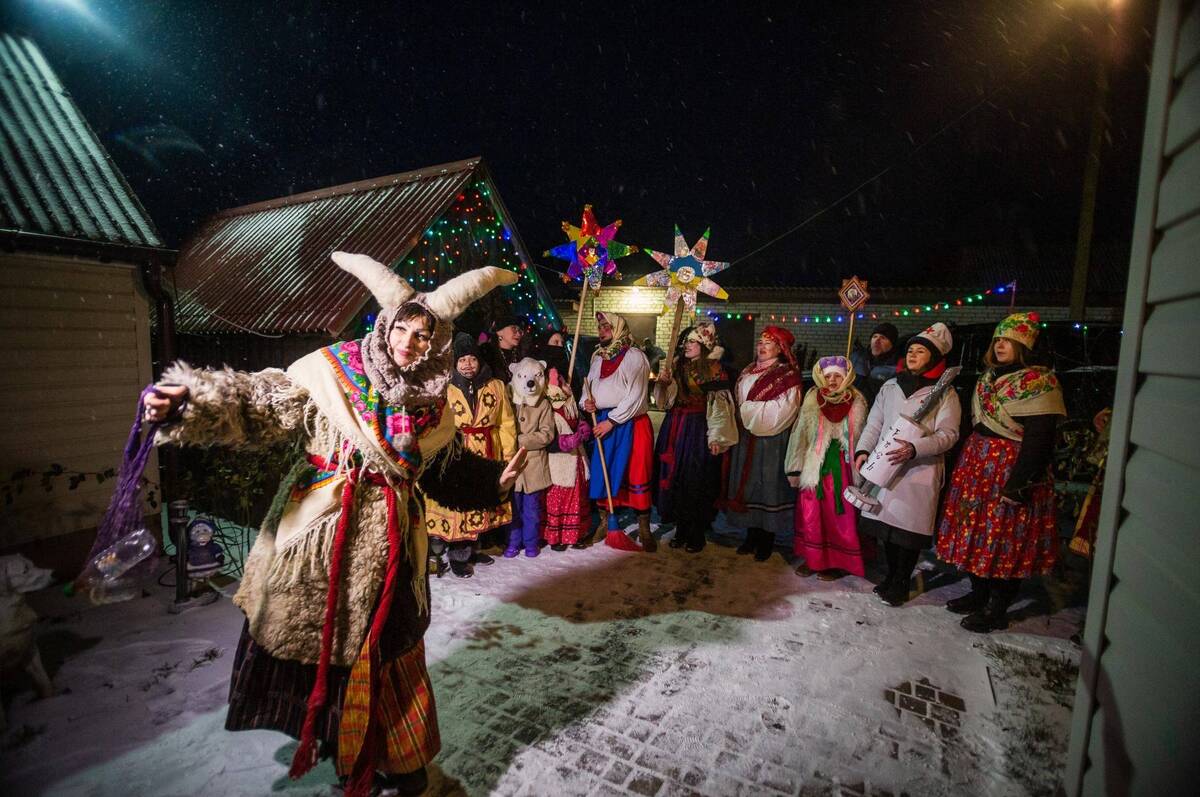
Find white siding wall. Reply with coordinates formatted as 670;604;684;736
1066;1;1200;793
0;252;154;547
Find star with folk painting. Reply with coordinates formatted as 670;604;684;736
635;225;731;313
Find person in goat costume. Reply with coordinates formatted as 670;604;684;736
544;368;592;548
142;252;524;797
785;356;868;579
507;357;557;558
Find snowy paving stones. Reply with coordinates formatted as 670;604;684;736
1;530;1083;796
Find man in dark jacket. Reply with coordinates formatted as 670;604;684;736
849;322;900;406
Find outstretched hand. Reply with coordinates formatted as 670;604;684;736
499;447;528;491
144;384;188;423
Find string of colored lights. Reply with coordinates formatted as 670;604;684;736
702;281;1021;325
361;181;563;334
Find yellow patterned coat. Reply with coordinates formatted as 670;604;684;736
424;378;516;542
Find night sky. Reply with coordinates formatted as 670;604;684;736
1;0;1156;287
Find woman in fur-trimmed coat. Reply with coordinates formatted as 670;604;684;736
785;356;868;579
142;253;525;797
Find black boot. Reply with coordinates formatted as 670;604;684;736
946;574;990;614
873;542;898;596
669;521;688;549
379;766;428;796
880;547;919;607
961;578;1020;633
685;523;707;554
736;528;759;555
754;531;776;562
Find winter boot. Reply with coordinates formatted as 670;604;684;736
961;578;1019;633
503;527;522;558
378;766;428;797
736;528;759;555
637;514;657;553
873;542;898;596
754;531;776;562
448;558;474;578
471;550;495;566
551;543;568;552
880;547;919;607
946;574;990;614
669;521;688;549
685;524;707;554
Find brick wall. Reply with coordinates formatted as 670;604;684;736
559;286;1121;357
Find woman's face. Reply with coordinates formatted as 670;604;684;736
683;339;702;360
547;332;565;347
905;343;933;373
993;338;1016;365
388;315;432;367
496;324;524;350
824;371;845;391
756;335;781;362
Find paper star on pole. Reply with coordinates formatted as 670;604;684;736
635;226;731;313
543;204;638;289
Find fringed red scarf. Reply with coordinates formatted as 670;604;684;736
817;389;853;423
743;360;802;402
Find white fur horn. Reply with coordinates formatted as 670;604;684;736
422;266;518;320
331;251;415;309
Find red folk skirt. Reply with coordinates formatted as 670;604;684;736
936;432;1059;579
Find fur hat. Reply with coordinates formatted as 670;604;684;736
870;322;899;348
993;311;1040;350
490;314;525;333
453;331;481;361
906;322;953;362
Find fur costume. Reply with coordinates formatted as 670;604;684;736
154;252;516;791
507;358;556;556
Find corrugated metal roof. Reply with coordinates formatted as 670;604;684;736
173;158;484;335
0;32;163;249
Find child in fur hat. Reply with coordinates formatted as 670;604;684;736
855;322;961;607
786;356;868;579
424;332;517;578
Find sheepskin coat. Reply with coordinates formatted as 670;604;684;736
785;389;868;490
156;354;504;668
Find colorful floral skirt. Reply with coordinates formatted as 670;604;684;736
936;433;1059;579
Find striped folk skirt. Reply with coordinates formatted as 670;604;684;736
226;623;440;775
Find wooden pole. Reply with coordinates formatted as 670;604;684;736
844;311;856;360
584;378;616;518
566;279;590;385
657;296;687;384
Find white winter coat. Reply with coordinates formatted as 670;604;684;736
854;377;961;536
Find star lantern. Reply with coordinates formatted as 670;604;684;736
543;204;638;289
635;225;731;314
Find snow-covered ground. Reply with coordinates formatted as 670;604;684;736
1;522;1083;797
